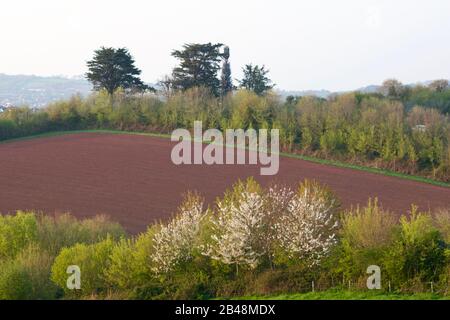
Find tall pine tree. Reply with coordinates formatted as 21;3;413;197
86;47;148;97
171;43;224;96
238;64;274;96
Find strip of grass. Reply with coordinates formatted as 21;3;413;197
0;129;171;145
280;152;450;188
1;129;449;188
233;290;449;300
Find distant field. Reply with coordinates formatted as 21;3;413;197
2;129;449;188
1;132;449;233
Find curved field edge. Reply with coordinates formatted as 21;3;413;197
1;129;449;189
227;290;450;300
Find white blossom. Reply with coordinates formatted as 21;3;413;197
266;185;295;216
203;191;265;269
151;196;205;274
273;187;339;266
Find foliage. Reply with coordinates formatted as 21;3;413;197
0;211;128;299
203;178;266;271
337;199;397;279
171;43;224;96
220;46;233;96
0;212;38;260
1;184;450;299
86;47;149;96
273;180;339;266
36;213;125;255
0;257;31;300
151;193;205;274
429;80;449;93
51;237;116;296
0;245;59;300
434;208;450;243
1;86;449;181
238;64;274;96
384;209;447;287
380;79;407;100
105;225;162;297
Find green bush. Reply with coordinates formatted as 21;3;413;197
0;212;127;300
36;214;125;255
337;199;397;280
0;245;58;300
0;118;18;140
0;212;38;260
0;258;31;300
159;268;214;300
385;208;446;289
435;209;450;293
105;226;158;293
105;238;139;292
246;266;318;296
434;209;450;243
51;237;116;296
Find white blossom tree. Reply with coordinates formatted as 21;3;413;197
151;194;205;274
203;179;340;272
203;188;266;273
263;185;295;264
273;182;339;266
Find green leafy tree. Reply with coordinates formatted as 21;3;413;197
86;47;148;98
220;46;233;96
51;238;115;296
381;79;406;99
385;209;446;286
171;43;224;96
238;64;274;96
0;212;38;260
429;79;449;93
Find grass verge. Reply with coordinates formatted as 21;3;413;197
232;290;449;300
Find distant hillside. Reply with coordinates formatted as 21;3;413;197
277;89;332;99
355;84;381;93
1;73;447;107
0;74;92;107
277;85;385;99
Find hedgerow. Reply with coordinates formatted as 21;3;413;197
0;179;449;299
1;88;449;182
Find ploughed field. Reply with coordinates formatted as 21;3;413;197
1;132;449;233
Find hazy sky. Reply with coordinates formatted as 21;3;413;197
1;0;449;91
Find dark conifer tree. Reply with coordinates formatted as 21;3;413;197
171;43;224;96
238;64;274;96
220;46;233;96
86;47;148;97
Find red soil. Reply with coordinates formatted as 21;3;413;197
1;133;449;234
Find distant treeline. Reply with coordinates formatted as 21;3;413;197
0;86;449;181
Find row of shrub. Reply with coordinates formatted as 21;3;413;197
1;87;449;181
0;213;125;299
0;178;449;299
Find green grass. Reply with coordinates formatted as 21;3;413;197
1;129;449;188
233;290;449;300
0;129;171;145
280;152;450;188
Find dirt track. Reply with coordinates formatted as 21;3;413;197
1;133;449;233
